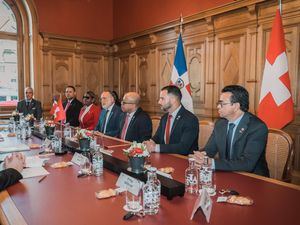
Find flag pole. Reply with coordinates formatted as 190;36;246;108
180;13;183;34
279;0;282;14
60;93;63;130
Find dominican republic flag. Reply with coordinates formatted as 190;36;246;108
171;34;194;113
257;9;294;129
50;97;66;122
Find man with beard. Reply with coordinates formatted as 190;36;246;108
95;91;122;137
144;85;199;155
63;86;83;127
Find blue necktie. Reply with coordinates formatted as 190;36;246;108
101;110;109;133
226;123;235;160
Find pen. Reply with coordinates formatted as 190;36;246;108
38;175;47;183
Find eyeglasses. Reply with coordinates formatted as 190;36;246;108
216;101;233;108
83;96;91;99
121;101;135;105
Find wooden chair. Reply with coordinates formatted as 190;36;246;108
151;116;161;137
266;128;294;181
198;120;214;150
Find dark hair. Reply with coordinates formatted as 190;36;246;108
85;91;98;104
222;85;249;112
110;90;121;106
161;85;182;101
66;85;76;92
85;91;96;99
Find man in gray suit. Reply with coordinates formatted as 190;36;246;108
193;85;269;177
17;87;42;120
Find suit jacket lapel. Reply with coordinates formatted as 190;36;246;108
29;100;35;110
218;120;228;156
107;105;115;124
127;108;141;130
232;112;249;147
170;107;183;135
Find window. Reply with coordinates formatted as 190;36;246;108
0;0;18;107
0;96;7;101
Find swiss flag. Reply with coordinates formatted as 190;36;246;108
50;97;66;122
257;9;294;129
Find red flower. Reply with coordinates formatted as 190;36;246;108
129;150;136;157
133;148;143;154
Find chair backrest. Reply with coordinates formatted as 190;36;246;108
199;120;214;150
151;116;161;137
266;128;294;181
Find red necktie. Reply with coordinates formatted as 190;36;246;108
64;101;71;112
165;115;172;144
120;114;129;140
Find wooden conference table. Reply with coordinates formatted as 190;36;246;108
0;131;300;225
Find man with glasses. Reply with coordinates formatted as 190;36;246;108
193;85;269;176
144;85;199;155
63;86;83;127
17;87;42;120
95;91;122;137
118;92;152;142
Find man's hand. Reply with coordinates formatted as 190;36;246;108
143;139;156;153
190;151;207;167
4;153;25;173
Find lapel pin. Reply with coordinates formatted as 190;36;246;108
239;128;245;133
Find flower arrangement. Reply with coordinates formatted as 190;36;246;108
45;120;56;127
123;141;149;158
25;114;35;121
75;129;92;140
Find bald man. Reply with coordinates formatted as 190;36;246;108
118;92;152;142
17;87;42;120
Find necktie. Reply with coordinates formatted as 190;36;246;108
120;114;130;140
101;110;109;133
64;101;71;112
165;115;172;144
26;101;30;108
226;123;235;160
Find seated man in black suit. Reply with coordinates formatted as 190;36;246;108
17;87;42;120
193;85;269;177
144;85;199;155
63;86;83;127
95;91;122;137
0;153;24;191
118;92;152;142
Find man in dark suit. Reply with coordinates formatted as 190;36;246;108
144;85;199;155
95;91;122;137
17;87;42;120
63;86;83;127
0;153;24;191
194;85;269;177
118;92;152;142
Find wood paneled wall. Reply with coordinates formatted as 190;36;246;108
38;0;300;174
39;33;112;112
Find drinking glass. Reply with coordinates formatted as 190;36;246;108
125;189;142;212
80;157;92;175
